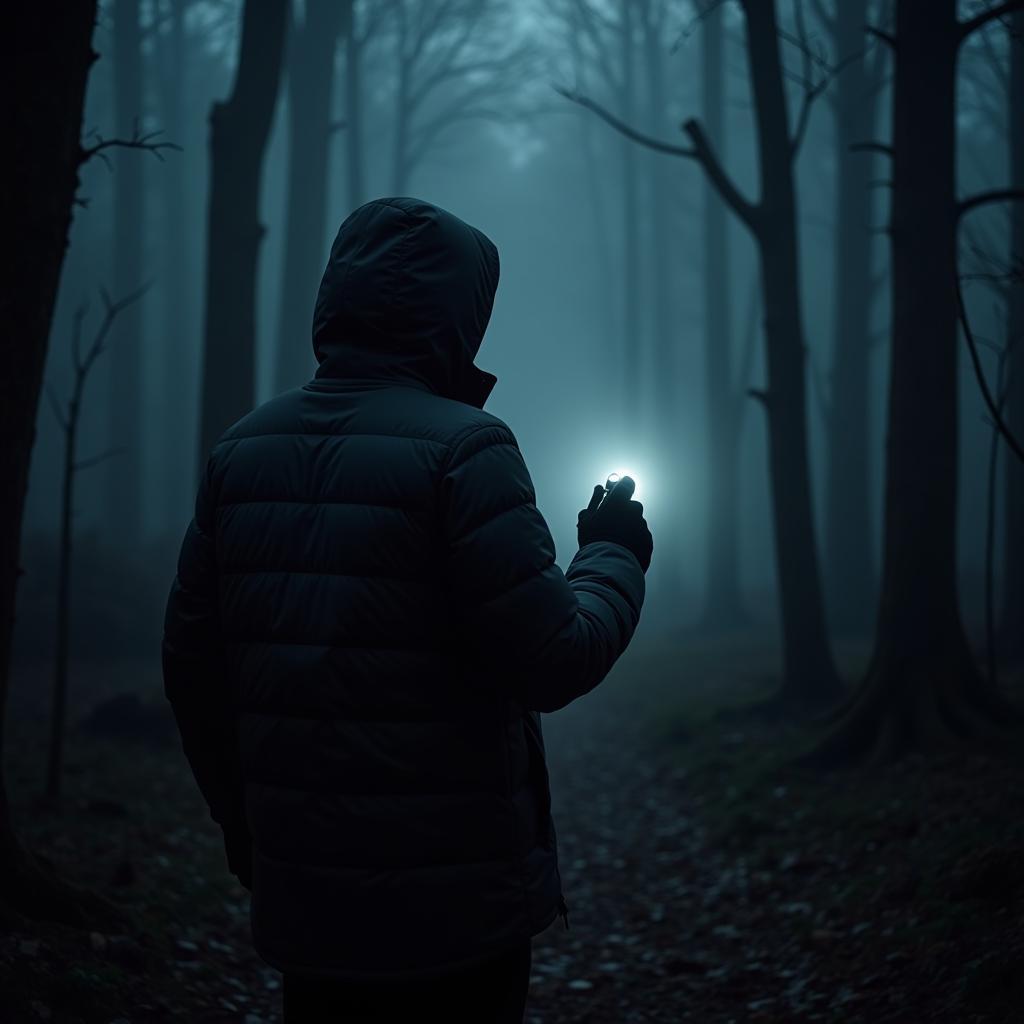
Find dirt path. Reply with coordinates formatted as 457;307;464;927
4;633;1021;1023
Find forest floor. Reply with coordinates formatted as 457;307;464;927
2;629;1023;1023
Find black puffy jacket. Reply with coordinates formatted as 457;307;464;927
163;197;646;981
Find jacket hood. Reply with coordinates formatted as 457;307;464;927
312;197;500;409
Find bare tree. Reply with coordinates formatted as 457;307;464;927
274;0;346;393
811;0;1024;765
197;0;288;469
105;0;146;541
386;0;537;195
2;0;125;926
999;5;1024;661
154;0;192;531
562;0;849;708
696;0;746;627
813;0;890;635
44;290;146;801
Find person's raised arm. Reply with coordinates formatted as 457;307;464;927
440;421;649;712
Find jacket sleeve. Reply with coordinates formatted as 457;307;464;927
440;421;645;713
162;457;250;883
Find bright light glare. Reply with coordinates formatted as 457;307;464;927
606;466;642;500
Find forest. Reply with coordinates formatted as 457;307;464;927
3;0;1022;1021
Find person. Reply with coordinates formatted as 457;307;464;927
162;197;653;1023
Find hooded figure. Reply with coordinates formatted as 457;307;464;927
163;198;648;1016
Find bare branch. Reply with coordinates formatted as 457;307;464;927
681;118;761;233
747;387;771;409
555;86;696;157
955;277;1024;462
807;0;836;34
79;119;181;167
554;86;761;232
672;0;729;53
957;1;1023;46
849;140;894;157
864;23;897;50
957;188;1024;221
70;302;88;374
790;48;866;157
45;382;68;432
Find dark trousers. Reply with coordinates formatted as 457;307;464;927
282;940;532;1023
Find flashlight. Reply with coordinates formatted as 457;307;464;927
604;469;639;498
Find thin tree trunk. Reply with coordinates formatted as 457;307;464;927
823;0;881;635
343;0;364;212
2;0;123;925
198;0;288;468
568;8;616;362
274;0;344;393
106;0;144;540
700;2;745;626
998;6;1024;662
392;14;411;196
620;0;640;413
642;5;682;600
743;0;841;705
643;8;672;431
812;0;1017;765
46;389;79;801
156;0;190;534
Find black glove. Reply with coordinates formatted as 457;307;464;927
577;475;653;573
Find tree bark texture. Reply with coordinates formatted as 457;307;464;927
742;0;841;704
1;0;113;922
156;0;191;534
823;0;882;635
343;0;364;213
198;0;288;469
699;2;746;627
813;0;1018;765
105;0;144;539
997;6;1024;661
274;0;344;393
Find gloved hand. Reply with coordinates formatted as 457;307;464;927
577;475;653;573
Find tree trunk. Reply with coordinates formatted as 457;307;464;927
699;2;746;627
392;12;411;196
343;0;364;213
642;6;683;601
105;0;144;541
620;0;640;411
274;0;344;393
46;390;77;801
155;0;190;535
2;0;125;926
823;0;881;635
812;0;1017;765
743;0;841;706
998;6;1024;663
198;0;288;468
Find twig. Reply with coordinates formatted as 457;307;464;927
954;277;1024;462
553;86;696;158
864;24;897;49
79;119;181;168
956;188;1024;221
849;140;894;157
957;1;1024;45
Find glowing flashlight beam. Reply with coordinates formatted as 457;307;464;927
605;468;640;500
